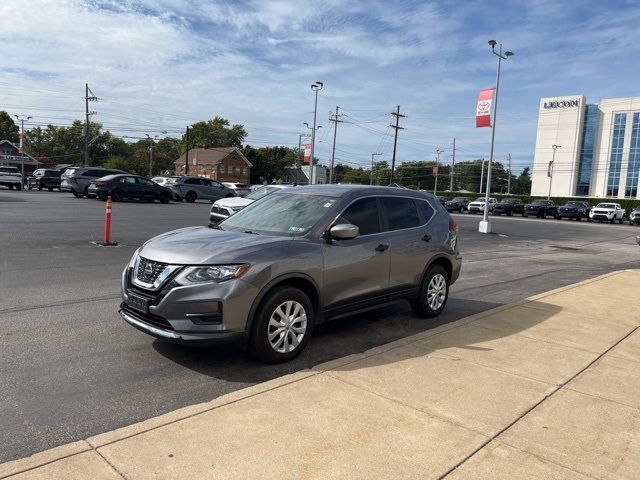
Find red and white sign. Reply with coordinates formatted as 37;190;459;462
18;132;23;154
192;155;197;166
547;160;554;177
432;165;438;177
476;87;495;128
303;144;311;164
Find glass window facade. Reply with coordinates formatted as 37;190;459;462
625;113;640;198
607;113;627;197
575;104;597;196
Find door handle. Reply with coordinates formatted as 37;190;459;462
422;234;432;242
375;244;389;252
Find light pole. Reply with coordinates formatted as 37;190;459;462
146;134;159;177
548;144;561;200
309;81;323;184
370;152;382;185
434;149;443;195
480;40;514;234
304;121;322;185
14;115;32;184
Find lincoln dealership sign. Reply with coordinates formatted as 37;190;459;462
544;100;580;109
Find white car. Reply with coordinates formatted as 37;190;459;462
209;184;291;226
151;177;170;186
0;166;23;190
588;203;625;224
222;182;252;197
467;197;497;214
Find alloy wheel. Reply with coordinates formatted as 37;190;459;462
427;273;447;311
267;300;307;353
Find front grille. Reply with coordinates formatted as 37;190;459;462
137;257;168;284
210;206;230;217
122;305;174;331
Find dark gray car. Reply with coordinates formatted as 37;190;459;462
61;167;127;198
166;176;236;203
120;185;461;363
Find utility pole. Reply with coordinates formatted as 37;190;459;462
479;158;486;194
370;152;382;185
309;82;324;185
389;105;406;184
14;115;31;183
507;152;511;194
450;138;456;191
434;149;443;195
146;134;158;177
297;133;310;185
84;83;97;167
184;126;190;176
328;106;343;183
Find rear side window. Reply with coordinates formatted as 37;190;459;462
335;197;381;235
416;200;435;223
185;178;199;185
382;197;420;231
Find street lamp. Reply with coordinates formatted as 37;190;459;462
14;115;32;182
480;40;514;234
304;121;322;185
309;81;323;185
370;152;382;185
434;149;443;195
548;144;561;200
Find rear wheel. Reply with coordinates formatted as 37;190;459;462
411;265;450;318
111;189;124;202
84;186;95;199
619;217;624;224
249;287;314;363
576;214;581;221
185;191;197;203
28;184;32;190
16;184;22;191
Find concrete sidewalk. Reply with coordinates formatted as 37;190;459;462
2;270;639;480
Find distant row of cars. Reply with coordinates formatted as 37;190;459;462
441;196;640;225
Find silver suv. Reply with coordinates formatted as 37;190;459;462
165;176;236;203
61;167;126;198
120;185;461;363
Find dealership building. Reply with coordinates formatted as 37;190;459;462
531;95;640;199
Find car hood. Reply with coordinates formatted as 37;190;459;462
138;226;294;265
214;197;253;208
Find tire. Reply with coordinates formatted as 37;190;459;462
58;187;62;192
16;184;22;191
588;217;593;222
507;210;513;217
84;186;96;199
185;191;197;203
576;214;581;221
619;217;624;224
111;189;124;202
610;217;615;224
249;286;314;363
555;214;560;220
541;211;547;219
159;192;171;204
459;207;464;214
522;213;528;217
48;187;53;192
38;185;43;191
7;185;12;190
411;264;450;318
72;191;83;198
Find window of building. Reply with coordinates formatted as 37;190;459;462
575;104;597;196
221;165;226;174
242;167;248;176
625;113;640;198
607;113;626;197
335;197;381;236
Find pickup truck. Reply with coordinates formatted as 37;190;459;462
0;166;23;190
467;197;497;214
588;203;625;224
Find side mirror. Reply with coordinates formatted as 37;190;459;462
329;223;359;240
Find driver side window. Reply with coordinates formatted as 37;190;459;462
335;197;381;236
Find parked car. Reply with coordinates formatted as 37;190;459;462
444;196;471;213
523;199;557;218
166;176;236;203
467;197;497;214
26;169;62;191
0;166;23;190
209;184;291;226
435;196;448;206
492;198;525;216
588;203;625;224
87;174;173;203
555;201;590;221
151;177;170;186
120;185;461;363
629;206;640;225
223;182;252;197
61;167;127;198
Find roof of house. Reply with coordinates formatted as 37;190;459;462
174;147;252;167
0;140;40;165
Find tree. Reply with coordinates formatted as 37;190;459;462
511;167;532;195
0;111;19;143
452;160;510;193
242;145;296;183
182;117;247;150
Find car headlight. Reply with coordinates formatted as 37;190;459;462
128;248;141;269
175;264;250;285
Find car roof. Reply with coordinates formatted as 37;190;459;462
275;184;434;199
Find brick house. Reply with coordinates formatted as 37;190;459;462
0;140;40;175
174;147;252;184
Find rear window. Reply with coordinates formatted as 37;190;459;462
44;170;61;176
62;168;78;177
382;197;420;231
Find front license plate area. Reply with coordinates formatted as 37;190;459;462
126;292;149;313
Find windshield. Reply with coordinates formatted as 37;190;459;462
531;200;546;205
564;201;581;207
62;168;78;177
499;198;515;204
246;186;279;200
451;197;468;202
221;193;337;236
474;197;485;202
596;203;616;208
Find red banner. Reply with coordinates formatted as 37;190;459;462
18;132;23;154
476;88;495;128
432;165;438;177
547;161;553;177
303;144;311;164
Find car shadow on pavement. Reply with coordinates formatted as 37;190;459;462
0;195;26;202
151;297;520;385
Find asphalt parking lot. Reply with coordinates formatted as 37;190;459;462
1;190;639;463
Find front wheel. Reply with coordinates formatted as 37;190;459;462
111;189;124;202
411;265;450;318
610;217;615;224
185;191;197;203
48;187;53;192
72;191;83;198
159;192;171;204
249;287;314;363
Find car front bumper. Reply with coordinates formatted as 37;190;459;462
120;266;261;345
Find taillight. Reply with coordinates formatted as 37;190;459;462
449;217;458;233
97;180;108;186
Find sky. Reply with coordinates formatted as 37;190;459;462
1;0;640;174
